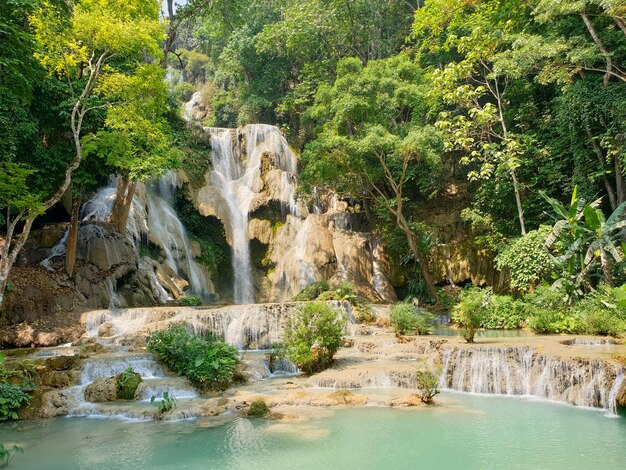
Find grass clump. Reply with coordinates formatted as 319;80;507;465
390;303;438;335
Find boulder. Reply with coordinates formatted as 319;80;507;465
84;377;117;403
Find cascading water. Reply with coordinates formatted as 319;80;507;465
145;172;212;300
206;124;301;303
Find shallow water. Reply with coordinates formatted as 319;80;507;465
1;392;625;470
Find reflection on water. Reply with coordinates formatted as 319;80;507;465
1;392;625;470
431;327;534;338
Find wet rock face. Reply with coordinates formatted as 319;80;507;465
616;381;626;409
84;377;118;403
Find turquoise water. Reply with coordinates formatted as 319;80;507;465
1;392;625;470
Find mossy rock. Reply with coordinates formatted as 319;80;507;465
115;368;142;400
246;399;270;418
44;354;79;371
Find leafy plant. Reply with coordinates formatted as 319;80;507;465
246;398;270;418
294;281;330;301
151;391;176;415
415;369;440;404
451;288;490;343
283;302;345;374
147;324;239;391
390;303;438;335
0;443;22;468
495;226;555;293
177;295;202;307
0;383;30;421
116;368;142;400
482;295;527;329
524;285;581;334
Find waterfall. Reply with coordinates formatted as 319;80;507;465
440;346;626;413
206;124;301;304
145;172;212;300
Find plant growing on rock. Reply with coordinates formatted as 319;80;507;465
294;281;331;301
246;398;270;418
283;302;346;374
151;391;176;417
0;355;33;421
390;303;438;335
147;324;239;391
177;295;203;307
415;369;440;404
115;368;142;400
452;288;490;343
0;443;22;468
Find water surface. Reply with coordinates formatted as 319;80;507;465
2;392;625;469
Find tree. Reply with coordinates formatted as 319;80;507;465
0;0;164;309
283;302;345;374
301;55;444;300
415;0;533;235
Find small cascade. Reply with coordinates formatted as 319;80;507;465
440;346;626;413
82;301;353;350
369;237;389;300
79;354;164;384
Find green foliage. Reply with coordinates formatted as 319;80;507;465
0;355;32;421
573;286;626;337
246;398;270;418
115;368;142;400
482;295;527;330
0;384;30;421
452;288;490;342
524;285;581;334
177;295;202;307
496;226;556;293
315;283;361;306
0;443;23;468
283;302;346;374
390;303;438;335
147;324;239;391
171;82;196;103
415;369;440;404
151;391;176;415
352;305;376;324
294;281;331;301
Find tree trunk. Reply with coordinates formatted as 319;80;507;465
510;168;526;236
397;212;438;302
65;195;81;278
615;158;625;206
600;247;613;286
109;176;137;235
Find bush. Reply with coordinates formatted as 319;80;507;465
246;398;270;418
482;295;527;329
315;282;361;305
0;383;30;421
151;391;176;416
178;295;202;307
294;281;331;301
495;226;555;293
390;303;438;335
415;369;440;404
451;288;490;342
171;82;195;103
524;285;581;334
147;324;239;391
353;305;376;324
573;287;626;336
284;302;345;374
116;368;142;400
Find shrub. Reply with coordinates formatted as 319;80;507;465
0;384;30;421
116;368;142;400
316;282;360;305
495;226;555;293
390;303;438;335
151;391;176;416
147;324;239;391
353;305;376;324
574;287;626;336
171;82;195;103
246;399;270;418
294;281;331;301
482;295;527;329
415;369;440;404
178;295;202;307
452;288;490;342
524;285;581;334
284;302;345;374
